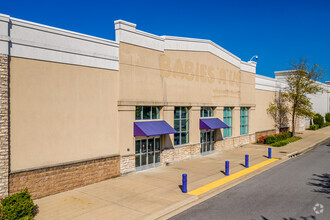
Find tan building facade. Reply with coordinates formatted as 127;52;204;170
0;14;288;198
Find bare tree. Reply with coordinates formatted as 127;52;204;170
267;90;289;131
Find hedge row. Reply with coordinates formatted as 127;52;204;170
325;112;330;123
263;132;292;145
310;124;319;130
310;121;330;130
312;113;330;130
313;113;324;128
271;136;302;147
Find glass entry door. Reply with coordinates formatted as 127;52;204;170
200;131;215;155
135;136;161;171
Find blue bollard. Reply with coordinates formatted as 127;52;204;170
245;154;249;168
225;161;230;176
268;148;272;159
182;174;187;193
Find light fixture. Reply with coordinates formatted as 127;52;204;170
249;55;258;61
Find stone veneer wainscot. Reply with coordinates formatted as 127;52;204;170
120;155;135;174
9;155;120;199
0;54;9;197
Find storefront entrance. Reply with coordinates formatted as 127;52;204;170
200;131;215;155
135;136;161;171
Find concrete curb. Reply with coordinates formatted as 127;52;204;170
156;158;286;220
142;195;198;220
154;136;330;219
281;136;330;159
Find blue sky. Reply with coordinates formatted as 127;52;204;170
1;0;329;82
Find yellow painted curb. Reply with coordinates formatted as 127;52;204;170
188;158;279;196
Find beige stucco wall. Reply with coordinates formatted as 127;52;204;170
118;43;255;106
254;89;276;132
240;71;256;105
10;57;119;171
118;43;256;155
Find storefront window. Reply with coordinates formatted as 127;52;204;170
200;107;215;117
240;107;249;135
135;106;160;120
174;107;189;146
135;137;161;170
223;107;233;138
200;130;215;155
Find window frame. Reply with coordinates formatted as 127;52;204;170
223;107;233;138
240;107;249;135
135;106;160;120
135;136;161;170
174;107;190;146
200;107;215;118
200;130;215;155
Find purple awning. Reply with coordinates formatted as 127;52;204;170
134;120;178;137
200;118;229;130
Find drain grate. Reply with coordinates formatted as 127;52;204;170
287;151;299;158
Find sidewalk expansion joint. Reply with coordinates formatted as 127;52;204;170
187;158;279;196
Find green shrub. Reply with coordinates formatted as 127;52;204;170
310;124;319;130
325;112;330;122
313;113;324;127
270;141;287;147
275;132;291;142
0;188;34;220
265;135;276;144
259;132;292;145
271;136;302;147
324;122;330;127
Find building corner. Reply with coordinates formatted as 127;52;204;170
0;53;9;197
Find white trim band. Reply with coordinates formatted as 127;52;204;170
0;13;119;70
114;20;257;73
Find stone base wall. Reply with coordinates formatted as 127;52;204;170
161;144;200;166
296;116;307;133
215;133;256;152
120;155;135;174
249;133;256;143
255;129;276;142
161;134;256;166
0;54;9;197
9;155;120;199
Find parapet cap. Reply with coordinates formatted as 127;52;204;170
114;19;257;73
274;70;295;76
247;61;257;66
0;13;10;22
114;20;137;31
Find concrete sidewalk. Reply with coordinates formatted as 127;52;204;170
34;127;330;220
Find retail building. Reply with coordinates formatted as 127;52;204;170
0;14;328;198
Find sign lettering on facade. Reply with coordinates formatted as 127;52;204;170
159;55;241;98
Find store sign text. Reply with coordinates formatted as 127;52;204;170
159;55;240;88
